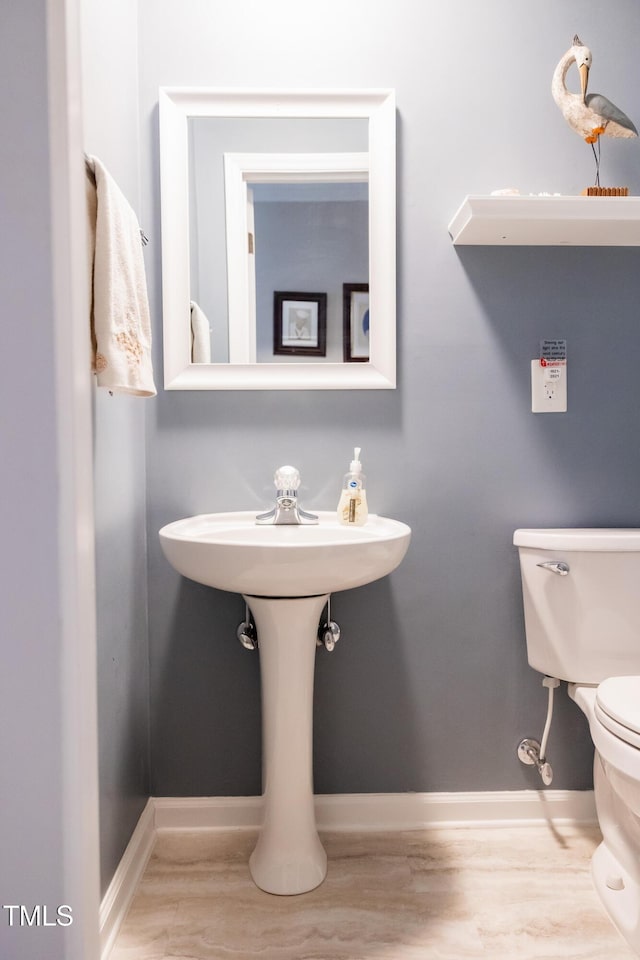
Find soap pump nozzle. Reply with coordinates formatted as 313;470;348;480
350;447;363;473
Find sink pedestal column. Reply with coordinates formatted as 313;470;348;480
244;593;329;895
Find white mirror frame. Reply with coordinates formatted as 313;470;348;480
158;87;396;390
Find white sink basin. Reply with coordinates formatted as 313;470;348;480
159;510;411;597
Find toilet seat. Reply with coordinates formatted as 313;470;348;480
595;676;640;750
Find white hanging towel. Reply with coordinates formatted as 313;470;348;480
85;155;156;397
190;300;211;363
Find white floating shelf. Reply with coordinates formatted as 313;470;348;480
448;194;640;246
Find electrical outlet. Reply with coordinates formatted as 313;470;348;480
531;359;567;413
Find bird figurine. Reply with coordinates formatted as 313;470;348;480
552;35;637;187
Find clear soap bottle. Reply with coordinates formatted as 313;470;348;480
337;447;368;526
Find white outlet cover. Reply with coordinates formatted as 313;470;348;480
531;359;567;413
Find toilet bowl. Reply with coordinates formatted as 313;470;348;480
571;681;640;949
514;529;640;957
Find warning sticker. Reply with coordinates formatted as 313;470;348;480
540;339;567;361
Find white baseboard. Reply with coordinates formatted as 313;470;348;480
99;799;155;960
318;789;597;829
101;789;595;957
154;789;596;832
154;794;264;830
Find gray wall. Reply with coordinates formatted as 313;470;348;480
254;196;368;362
140;1;640;796
81;0;151;894
0;7;68;956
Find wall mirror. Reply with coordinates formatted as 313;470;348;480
159;87;396;390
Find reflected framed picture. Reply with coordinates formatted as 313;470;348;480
273;292;327;356
343;283;369;362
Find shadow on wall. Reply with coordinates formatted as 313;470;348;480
313;577;423;795
152;578;262;796
454;243;640;532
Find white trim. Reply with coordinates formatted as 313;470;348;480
314;789;597;830
101;790;596;955
100;800;156;960
154;794;265;831
153;790;596;832
47;0;101;958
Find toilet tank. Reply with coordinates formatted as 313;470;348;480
514;529;640;684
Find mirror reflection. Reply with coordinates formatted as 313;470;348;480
253;179;368;364
187;118;369;364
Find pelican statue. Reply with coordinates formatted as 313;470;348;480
552;35;637;185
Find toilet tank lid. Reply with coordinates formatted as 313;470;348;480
514;528;640;551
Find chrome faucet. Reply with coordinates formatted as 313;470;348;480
256;465;318;525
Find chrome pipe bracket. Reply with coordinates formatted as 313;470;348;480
517;737;553;785
317;597;340;652
237;603;258;651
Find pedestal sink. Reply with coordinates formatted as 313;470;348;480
159;510;411;894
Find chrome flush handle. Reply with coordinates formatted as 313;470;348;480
536;560;570;576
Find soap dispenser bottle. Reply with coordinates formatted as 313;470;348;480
337;447;368;526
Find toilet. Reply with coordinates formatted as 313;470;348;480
514;528;640;956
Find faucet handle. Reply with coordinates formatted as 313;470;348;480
274;465;300;492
